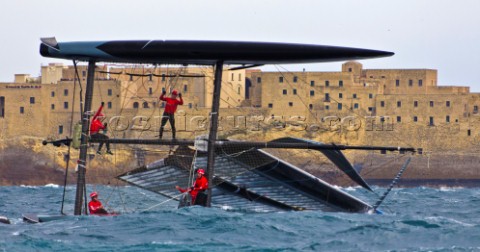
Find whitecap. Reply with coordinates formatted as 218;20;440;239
20;185;37;188
439;186;463;192
425;216;474;227
220;205;234;211
343;186;360;191
152;241;180;245
45;184;59;188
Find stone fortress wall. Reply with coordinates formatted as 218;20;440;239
1;62;479;185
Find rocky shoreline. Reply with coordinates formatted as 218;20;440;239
1;142;479;187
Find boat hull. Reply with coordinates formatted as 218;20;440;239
40;39;393;65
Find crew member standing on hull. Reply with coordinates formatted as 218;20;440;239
159;90;183;139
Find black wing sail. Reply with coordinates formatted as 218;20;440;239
269;137;372;191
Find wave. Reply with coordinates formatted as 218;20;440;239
439;186;464;191
425;216;475;227
19;184;59;188
19;185;37;188
331;185;361;191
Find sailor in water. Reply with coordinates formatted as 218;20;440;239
88;192;109;215
159;89;183;139
175;168;209;206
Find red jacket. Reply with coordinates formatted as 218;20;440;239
178;175;208;202
90;105;105;134
160;94;183;114
88;200;105;214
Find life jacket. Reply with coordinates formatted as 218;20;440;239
160;94;183;114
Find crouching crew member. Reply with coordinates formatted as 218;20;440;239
90;102;113;155
88;192;109;215
175;168;208;206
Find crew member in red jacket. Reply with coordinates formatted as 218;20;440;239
175;168;209;206
88;192;109;215
159;90;183;139
90;102;113;155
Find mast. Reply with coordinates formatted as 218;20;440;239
205;60;224;207
74;60;96;215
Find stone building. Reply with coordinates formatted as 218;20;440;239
247;61;480;151
0;63;247;141
3;61;480;185
2;61;480;152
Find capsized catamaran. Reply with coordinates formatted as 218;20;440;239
34;37;412;218
116;137;413;212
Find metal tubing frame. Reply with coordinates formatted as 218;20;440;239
74;60;96;215
206;61;224;207
90;138;416;153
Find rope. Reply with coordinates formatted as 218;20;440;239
187;148;198;189
59;60;83;214
373;156;412;211
141;192;188;212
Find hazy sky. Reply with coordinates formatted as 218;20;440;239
2;0;480;90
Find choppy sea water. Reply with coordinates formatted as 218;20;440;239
1;185;480;251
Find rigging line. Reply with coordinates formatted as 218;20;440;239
153;65;164;121
135;64;162;140
275;65;361;114
84;180;88;215
109;65;167;150
361;153;408;185
143;66;192;139
73;60;91;215
141;192;188;212
186;148;199;190
85;68;122;208
276;65;374;121
117;66;174;112
73;61;85;117
220;145;256;158
95;76;105;104
94;66;118;104
101;138;122;210
157;65;241;109
209;149;260;180
276;65;416;150
212;68;246;108
205;155;299;195
114;181;129;213
150;64;163;94
274;65;321;123
197;66;243;108
164;65;186;94
102;182;120;212
373;156;412;211
208;65;247;102
111;81;146;139
60;60;83;214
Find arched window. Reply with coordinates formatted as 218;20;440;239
143;102;149;108
133;102;139;109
